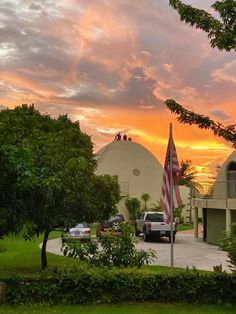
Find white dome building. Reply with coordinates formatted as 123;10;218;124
95;140;190;221
95;140;163;220
193;150;236;244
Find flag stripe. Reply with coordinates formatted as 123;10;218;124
160;126;182;223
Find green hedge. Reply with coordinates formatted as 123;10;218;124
1;267;236;305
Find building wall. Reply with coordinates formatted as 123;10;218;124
179;186;191;223
95;141;163;221
207;208;225;245
232;210;236;222
95;140;191;222
213;150;236;199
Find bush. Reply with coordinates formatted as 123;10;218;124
173;206;184;224
219;223;236;272
2;268;236;305
62;223;156;268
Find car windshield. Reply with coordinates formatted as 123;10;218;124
145;213;164;222
75;223;88;228
107;216;121;222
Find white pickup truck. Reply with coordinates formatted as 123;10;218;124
135;211;177;242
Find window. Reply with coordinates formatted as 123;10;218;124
227;162;236;198
145;213;164;222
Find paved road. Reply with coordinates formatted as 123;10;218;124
46;231;230;272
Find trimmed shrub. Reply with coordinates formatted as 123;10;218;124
2;267;236;305
62;223;156;268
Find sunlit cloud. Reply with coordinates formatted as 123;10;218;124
0;0;235;181
211;60;236;85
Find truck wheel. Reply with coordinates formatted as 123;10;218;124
135;225;140;237
143;230;149;242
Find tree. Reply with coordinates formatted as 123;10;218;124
165;99;236;147
178;159;202;191
90;174;121;222
125;197;141;221
141;193;150;211
165;1;236;141
0;105;120;269
169;0;236;51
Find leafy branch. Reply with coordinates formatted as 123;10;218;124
165;99;236;147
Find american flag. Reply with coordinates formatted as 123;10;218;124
160;125;182;223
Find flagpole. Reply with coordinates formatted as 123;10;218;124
169;123;174;267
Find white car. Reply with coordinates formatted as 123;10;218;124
65;222;91;240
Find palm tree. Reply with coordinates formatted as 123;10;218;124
178;159;202;192
141;193;150;211
125;197;141;222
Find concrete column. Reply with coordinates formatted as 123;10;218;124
225;208;231;233
194;207;198;239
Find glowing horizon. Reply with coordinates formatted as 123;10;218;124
0;0;235;182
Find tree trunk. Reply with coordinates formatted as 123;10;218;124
41;229;50;270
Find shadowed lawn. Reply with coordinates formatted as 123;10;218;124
0;303;236;314
0;231;84;275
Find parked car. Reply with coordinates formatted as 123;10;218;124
97;214;125;236
63;222;91;242
135;211;177;242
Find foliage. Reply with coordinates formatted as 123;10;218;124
125;197;141;220
90;175;121;222
150;201;162;211
141;193;150;211
2;268;236;305
169;0;236;51
0;104;120;269
166;1;236;144
1;303;236;314
165;99;236;147
62;223;156;268
178;159;202;192
173;206;184;224
219;223;236;272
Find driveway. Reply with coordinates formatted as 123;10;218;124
45;230;230;272
135;232;230;272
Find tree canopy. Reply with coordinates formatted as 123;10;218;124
166;1;236;146
141;193;150;211
125;197;141;221
165;99;236;147
0;104;121;268
178;159;202;191
169;0;236;51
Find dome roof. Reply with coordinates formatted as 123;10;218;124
212;150;236;199
95;141;163;202
215;150;236;183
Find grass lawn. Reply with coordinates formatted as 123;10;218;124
177;223;194;232
0;230;175;275
0;303;236;314
0;229;232;310
0;231;85;275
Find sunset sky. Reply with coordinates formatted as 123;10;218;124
0;0;235;183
